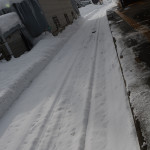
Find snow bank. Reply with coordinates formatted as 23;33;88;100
0;18;82;118
0;35;59;118
0;12;21;34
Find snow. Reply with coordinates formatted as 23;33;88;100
0;12;21;34
79;4;100;17
0;19;82;118
109;19;150;148
0;2;140;150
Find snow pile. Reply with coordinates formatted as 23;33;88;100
0;12;21;34
0;17;83;118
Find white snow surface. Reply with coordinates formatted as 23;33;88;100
0;12;21;34
0;18;82;118
0;3;140;150
108;17;150;148
79;4;100;17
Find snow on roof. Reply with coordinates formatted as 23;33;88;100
0;12;21;34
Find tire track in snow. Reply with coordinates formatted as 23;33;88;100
24;49;82;150
13;9;102;150
32;48;88;150
38;46;91;150
84;11;108;150
15;40;84;150
14;50;81;150
33;16;101;150
41;27;100;150
20;15;99;150
2;12;103;150
77;12;102;150
26;11;101;150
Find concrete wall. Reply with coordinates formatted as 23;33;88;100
38;0;78;34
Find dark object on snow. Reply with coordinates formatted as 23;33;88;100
13;0;50;37
92;0;99;4
0;24;29;60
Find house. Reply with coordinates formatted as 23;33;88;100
38;0;79;34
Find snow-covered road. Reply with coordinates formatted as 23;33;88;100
0;3;140;150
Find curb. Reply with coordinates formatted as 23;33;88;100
106;10;146;150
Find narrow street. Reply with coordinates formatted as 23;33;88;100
0;4;140;150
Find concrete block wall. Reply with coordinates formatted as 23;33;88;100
38;0;77;33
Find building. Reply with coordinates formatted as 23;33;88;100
38;0;79;34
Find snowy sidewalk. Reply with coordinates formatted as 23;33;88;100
0;3;140;150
